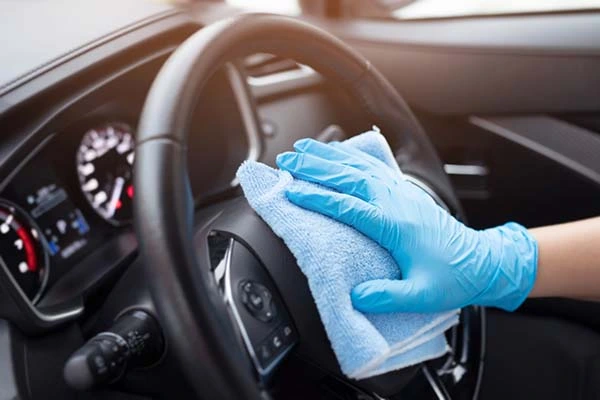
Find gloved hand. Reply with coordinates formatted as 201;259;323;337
276;138;538;313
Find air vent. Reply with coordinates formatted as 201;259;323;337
243;53;323;98
243;53;301;78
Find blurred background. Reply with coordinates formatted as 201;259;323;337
225;0;600;18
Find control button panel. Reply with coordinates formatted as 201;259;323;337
239;280;277;323
208;232;298;378
256;323;297;368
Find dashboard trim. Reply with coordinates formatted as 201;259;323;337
0;256;84;333
0;41;193;334
226;64;263;186
0;199;51;305
0;44;178;184
0;134;57;195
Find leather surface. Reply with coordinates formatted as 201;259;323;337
135;13;463;400
137;12;459;211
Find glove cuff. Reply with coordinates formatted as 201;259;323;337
474;222;538;311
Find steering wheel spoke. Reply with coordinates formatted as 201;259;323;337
207;231;298;382
135;13;483;400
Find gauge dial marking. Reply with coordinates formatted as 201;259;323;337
78;163;95;176
18;261;28;274
82;178;98;192
0;201;48;302
77;123;135;225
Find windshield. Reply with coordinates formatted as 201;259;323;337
226;0;301;15
226;0;600;19
391;0;600;19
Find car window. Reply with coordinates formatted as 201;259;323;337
380;0;600;19
226;0;600;19
225;0;301;15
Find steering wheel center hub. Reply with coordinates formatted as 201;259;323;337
134;13;483;400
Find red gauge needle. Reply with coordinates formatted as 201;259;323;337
106;177;125;218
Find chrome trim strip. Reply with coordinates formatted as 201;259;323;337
226;64;262;164
444;163;489;177
221;239;293;378
422;365;450;400
226;64;263;187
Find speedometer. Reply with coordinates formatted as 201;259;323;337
76;123;135;225
0;200;48;302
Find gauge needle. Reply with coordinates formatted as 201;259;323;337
106;177;125;218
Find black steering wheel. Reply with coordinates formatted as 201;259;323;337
134;14;484;400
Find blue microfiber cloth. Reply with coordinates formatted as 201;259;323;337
236;131;459;379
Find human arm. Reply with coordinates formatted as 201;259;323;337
529;218;600;300
275;137;596;313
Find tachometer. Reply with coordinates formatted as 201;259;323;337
76;123;135;225
0;200;48;302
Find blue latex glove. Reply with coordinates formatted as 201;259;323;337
276;138;538;313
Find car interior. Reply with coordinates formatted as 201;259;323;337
0;0;599;399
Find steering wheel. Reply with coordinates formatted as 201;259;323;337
134;14;484;400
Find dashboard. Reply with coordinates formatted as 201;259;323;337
0;62;252;307
0;2;598;399
0;5;366;397
0;4;353;341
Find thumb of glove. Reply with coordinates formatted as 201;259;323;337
351;279;426;314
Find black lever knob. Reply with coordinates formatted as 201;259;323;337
64;310;164;391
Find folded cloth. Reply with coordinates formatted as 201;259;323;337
236;131;459;379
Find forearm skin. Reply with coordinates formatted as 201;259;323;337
529;217;600;299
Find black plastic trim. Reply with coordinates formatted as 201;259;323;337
304;14;600;115
313;12;600;56
470;115;600;187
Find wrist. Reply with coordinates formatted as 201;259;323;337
473;222;538;311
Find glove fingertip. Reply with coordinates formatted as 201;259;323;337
284;188;304;204
285;189;325;213
275;152;299;170
293;138;315;152
351;279;424;314
350;280;388;312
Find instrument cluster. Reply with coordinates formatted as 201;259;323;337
76;123;135;225
0;66;251;305
0;124;131;303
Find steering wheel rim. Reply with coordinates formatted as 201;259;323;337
134;13;477;399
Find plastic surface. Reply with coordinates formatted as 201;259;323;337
317;14;600;115
277;138;538;313
208;234;298;377
64;310;164;391
135;13;461;400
